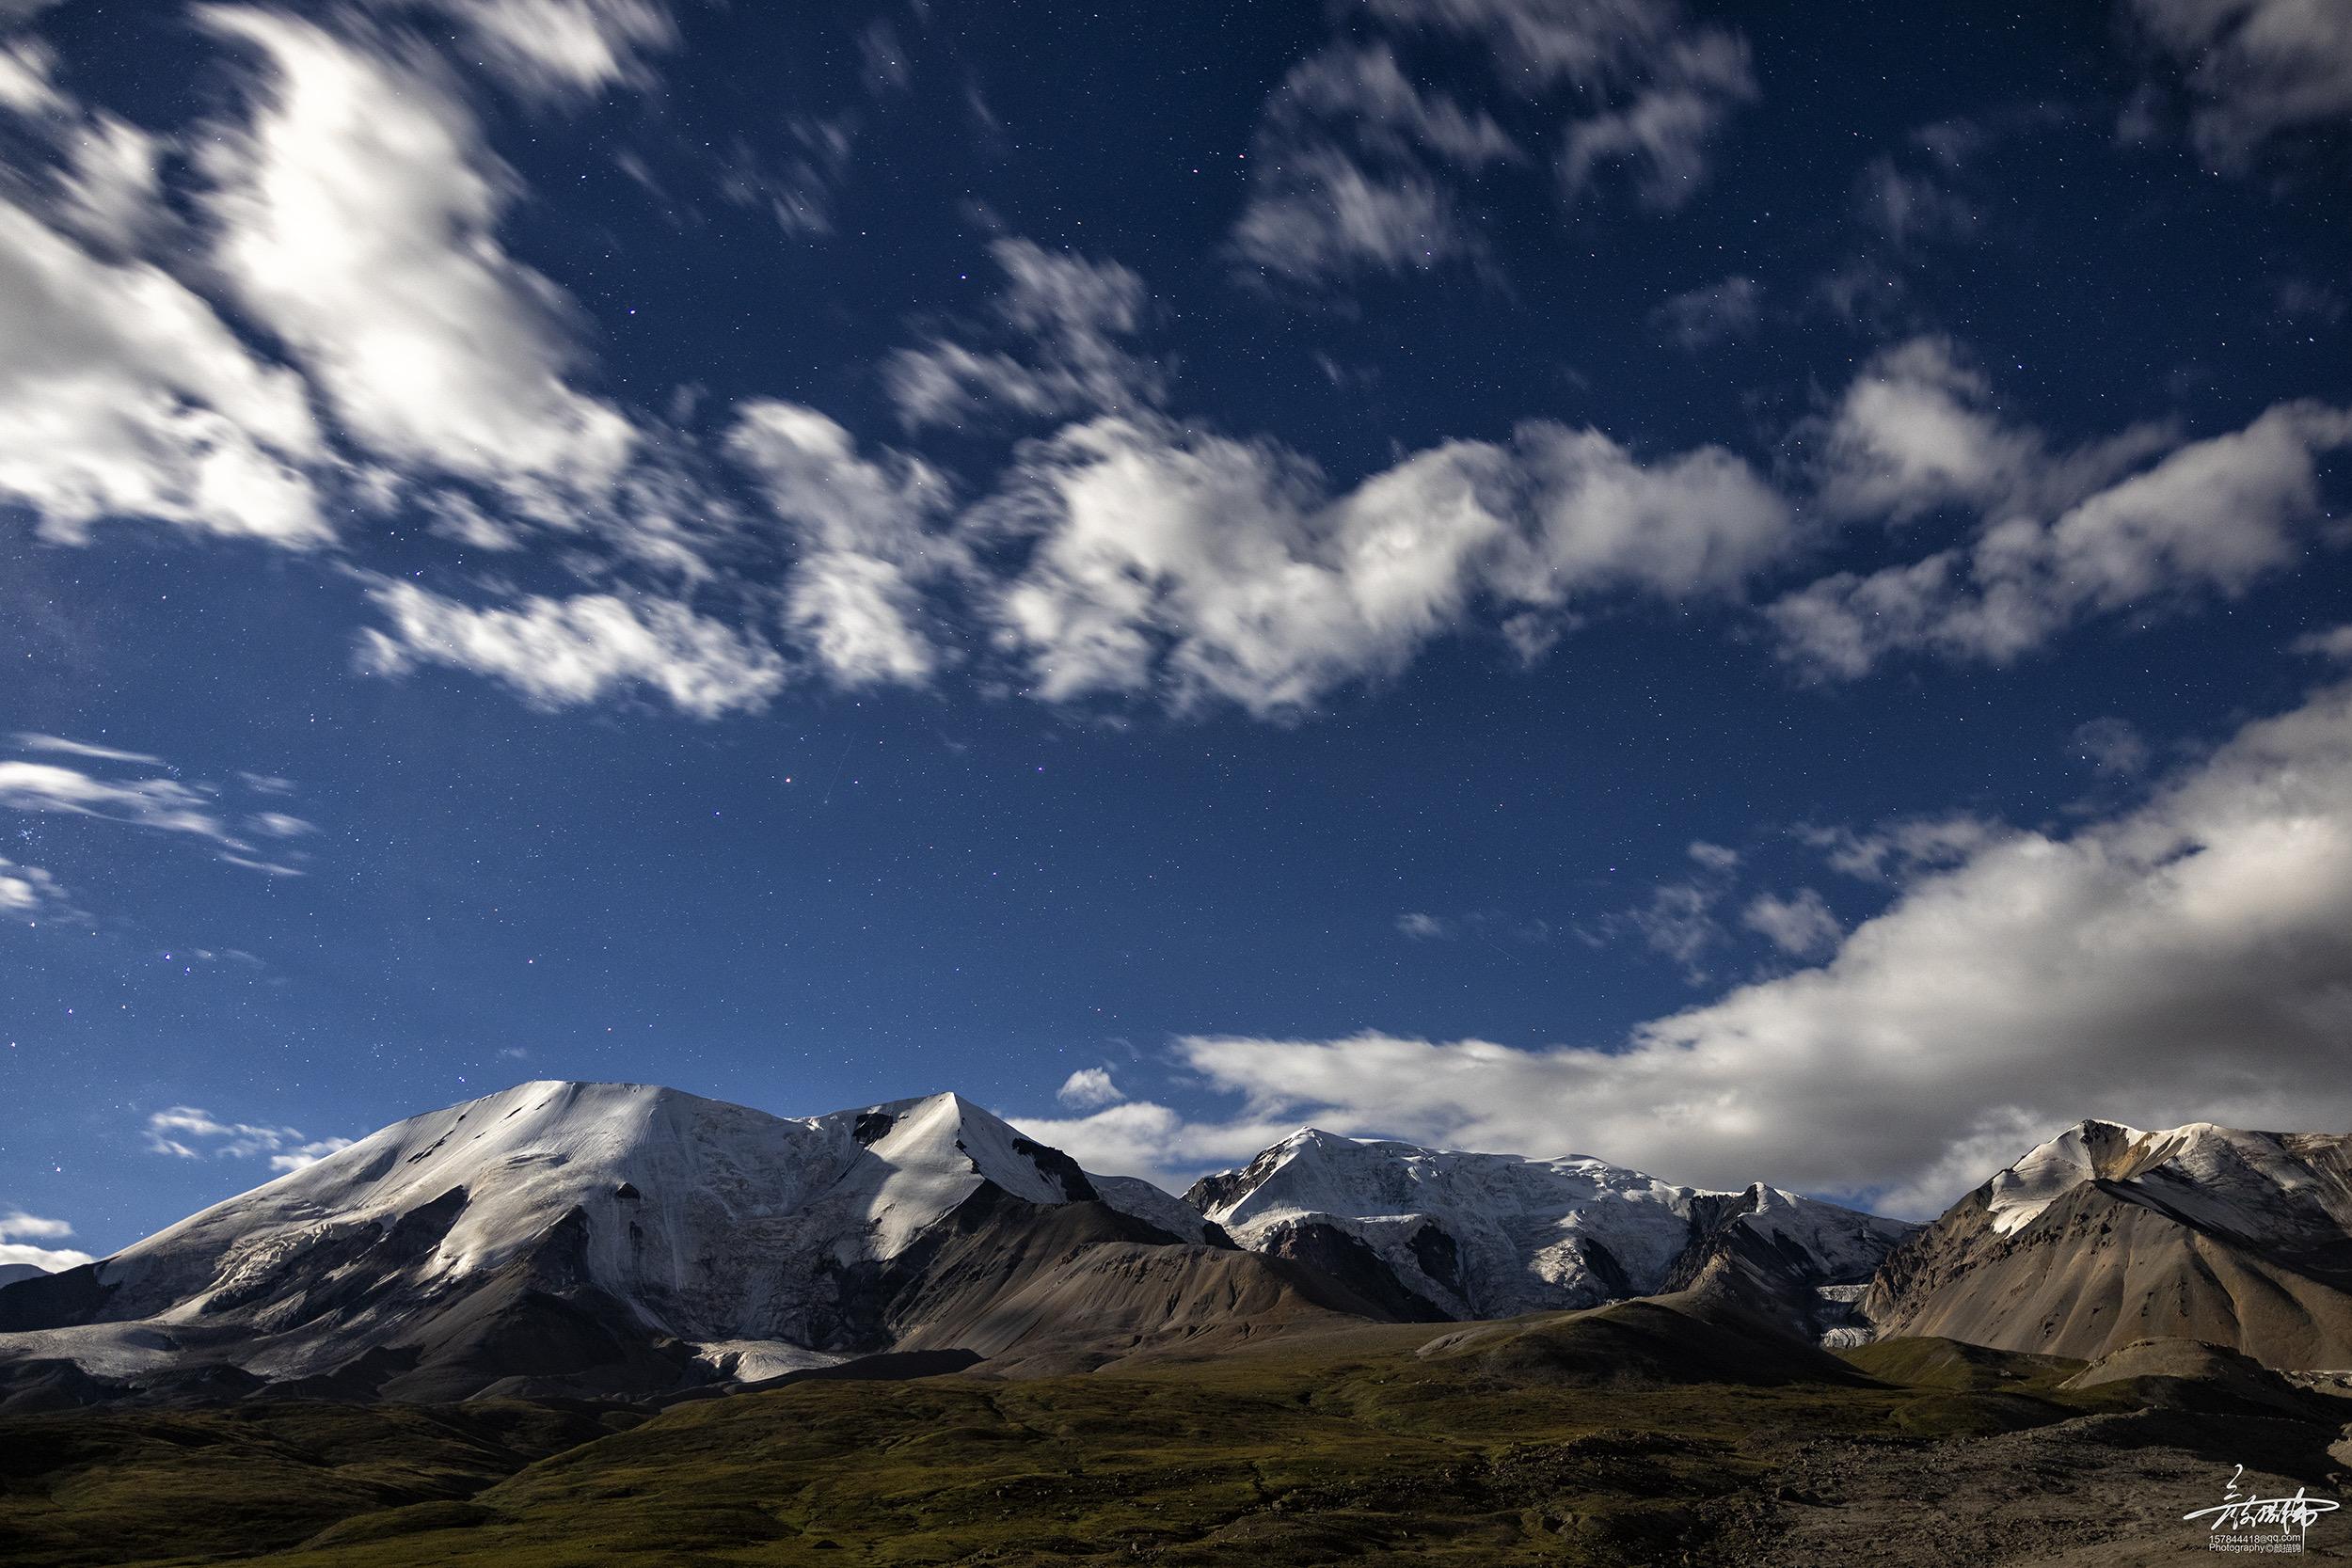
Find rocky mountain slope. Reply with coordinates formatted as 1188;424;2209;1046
1863;1119;2352;1368
0;1082;1351;1405
1184;1128;1916;1324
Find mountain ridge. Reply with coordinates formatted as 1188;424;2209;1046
16;1085;2351;1407
0;1080;1279;1405
1183;1124;1917;1323
1862;1116;2352;1368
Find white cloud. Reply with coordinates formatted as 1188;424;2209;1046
2275;278;2347;326
1650;274;1761;350
0;1209;71;1241
1232;146;1468;284
1489;423;1796;603
2126;0;2352;164
1007;1098;1296;1195
422;491;528;552
2070;716;2152;777
1687;840;1740;872
0;1209;91;1273
1775;343;2352;675
1369;0;1756;210
0;35;60;115
1230;43;1518;284
2293;624;2352;661
981;413;1791;716
0;739;310;877
0;761;230;843
983;418;1513;714
11;734;162;766
1741;887;1840;957
51;113;167;252
1626;880;1722;976
885;239;1166;428
199;8;637;495
0;190;327;546
726;401;958;689
1396;911;1449;940
358;580;788;718
270;1137;355;1173
1065;680;2352;1213
394;0;677;100
1055;1067;1125;1111
1805;339;2170;527
1279;43;1520;169
1856;155;1979;249
0;855;72;920
1575;841;1744;980
1556;31;1755;210
143;1106;351;1171
1801;814;2005;883
719;116;859;241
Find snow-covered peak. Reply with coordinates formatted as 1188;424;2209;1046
1187;1129;1912;1318
1982;1118;2352;1240
92;1081;1141;1341
1200;1130;1685;1235
816;1090;1084;1256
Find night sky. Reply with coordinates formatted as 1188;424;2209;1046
3;0;2349;1268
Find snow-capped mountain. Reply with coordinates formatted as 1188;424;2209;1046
0;1081;1268;1405
0;1263;48;1290
1863;1119;2352;1369
1184;1129;1915;1321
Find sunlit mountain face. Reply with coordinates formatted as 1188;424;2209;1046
2;0;2349;1279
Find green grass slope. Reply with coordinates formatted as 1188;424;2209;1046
4;1317;2344;1568
0;1401;629;1566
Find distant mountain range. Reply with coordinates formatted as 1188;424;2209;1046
1184;1127;1913;1323
4;1082;2349;1410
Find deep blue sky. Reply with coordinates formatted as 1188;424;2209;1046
2;0;2348;1259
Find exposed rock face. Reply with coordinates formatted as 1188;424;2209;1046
1185;1128;1914;1322
1863;1119;2352;1370
0;1082;1378;1405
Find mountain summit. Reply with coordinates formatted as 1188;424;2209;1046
1862;1118;2352;1367
0;1081;1286;1404
1186;1128;1915;1323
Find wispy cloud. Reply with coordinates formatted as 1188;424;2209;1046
0;737;314;876
885;239;1165;429
357;579;789;718
394;0;680;102
11;733;163;766
1650;274;1761;350
2124;0;2352;166
0;854;77;923
1772;340;2352;677
144;1105;352;1172
1740;887;1840;958
1231;0;1754;288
